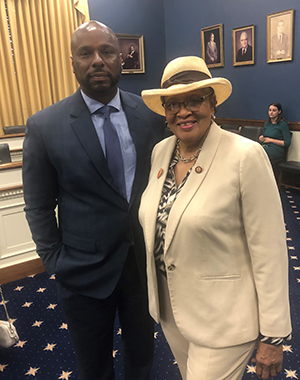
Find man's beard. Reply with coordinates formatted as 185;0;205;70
77;70;122;94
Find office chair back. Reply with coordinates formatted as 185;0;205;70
3;125;26;135
239;125;262;142
0;143;12;164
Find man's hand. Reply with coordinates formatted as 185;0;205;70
252;342;283;379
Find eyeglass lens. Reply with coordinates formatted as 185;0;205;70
164;93;211;114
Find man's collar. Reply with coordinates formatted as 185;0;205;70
81;88;122;114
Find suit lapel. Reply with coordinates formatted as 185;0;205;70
69;90;118;192
164;122;222;253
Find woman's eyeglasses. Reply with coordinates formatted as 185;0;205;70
162;92;213;114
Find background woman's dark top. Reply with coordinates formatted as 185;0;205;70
262;120;291;160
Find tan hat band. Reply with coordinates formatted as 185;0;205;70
162;70;211;89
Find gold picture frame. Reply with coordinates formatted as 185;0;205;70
201;24;224;68
232;25;255;66
116;34;145;74
267;9;294;63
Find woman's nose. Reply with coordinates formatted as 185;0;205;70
176;103;192;117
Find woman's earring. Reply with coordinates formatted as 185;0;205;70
165;120;171;131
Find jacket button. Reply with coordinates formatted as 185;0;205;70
167;264;175;271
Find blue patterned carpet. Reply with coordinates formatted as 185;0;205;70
0;188;299;380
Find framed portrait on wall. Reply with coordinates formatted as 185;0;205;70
232;25;255;66
116;34;145;74
267;9;294;63
201;24;224;68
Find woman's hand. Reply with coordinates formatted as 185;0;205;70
252;342;283;379
259;136;272;144
262;137;285;147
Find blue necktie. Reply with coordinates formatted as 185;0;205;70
97;106;126;197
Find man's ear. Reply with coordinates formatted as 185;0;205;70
70;55;75;73
119;53;123;73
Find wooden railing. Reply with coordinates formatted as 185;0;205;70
0;133;25;139
0;162;22;170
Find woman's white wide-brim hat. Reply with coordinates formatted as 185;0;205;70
141;56;232;116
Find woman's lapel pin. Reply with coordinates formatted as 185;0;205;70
157;168;163;178
195;166;203;174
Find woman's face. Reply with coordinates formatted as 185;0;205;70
269;105;281;121
164;89;214;148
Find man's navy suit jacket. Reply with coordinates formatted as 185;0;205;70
23;89;165;299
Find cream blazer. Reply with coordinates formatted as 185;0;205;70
139;122;291;348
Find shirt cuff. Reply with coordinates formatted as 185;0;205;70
259;333;292;345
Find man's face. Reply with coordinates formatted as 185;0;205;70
277;21;284;34
71;23;122;102
210;34;214;42
240;32;248;49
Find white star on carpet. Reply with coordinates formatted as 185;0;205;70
44;343;57;351
36;287;46;293
22;302;33;307
58;371;73;379
0;364;8;372
284;369;298;378
14;286;24;291
15;340;27;348
113;350;118;358
32;320;43;327
283;345;293;353
25;366;39;376
246;364;256;374
47;303;57;309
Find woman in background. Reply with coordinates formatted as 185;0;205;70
259;102;291;160
139;56;291;380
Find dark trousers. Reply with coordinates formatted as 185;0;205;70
57;247;154;380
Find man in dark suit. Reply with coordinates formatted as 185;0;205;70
236;31;253;62
22;21;165;380
271;20;289;60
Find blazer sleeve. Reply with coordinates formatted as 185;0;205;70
239;142;291;337
22;116;62;274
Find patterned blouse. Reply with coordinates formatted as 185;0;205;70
154;148;192;274
153;145;290;346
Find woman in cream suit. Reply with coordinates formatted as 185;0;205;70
139;56;291;380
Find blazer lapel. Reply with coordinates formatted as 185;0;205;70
69;90;117;191
164;122;222;253
143;136;177;256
